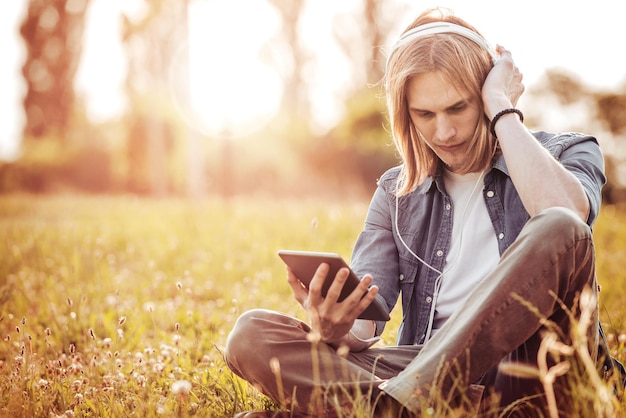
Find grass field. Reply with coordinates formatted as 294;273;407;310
1;194;625;417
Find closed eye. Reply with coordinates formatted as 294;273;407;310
448;103;467;113
411;109;434;119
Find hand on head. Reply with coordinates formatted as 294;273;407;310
482;45;525;119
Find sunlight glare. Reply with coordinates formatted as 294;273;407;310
171;1;282;139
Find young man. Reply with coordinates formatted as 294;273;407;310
225;8;607;417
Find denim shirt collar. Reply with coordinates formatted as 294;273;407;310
420;156;510;197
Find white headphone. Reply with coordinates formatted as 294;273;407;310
386;22;498;68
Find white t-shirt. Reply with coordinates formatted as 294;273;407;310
432;169;500;332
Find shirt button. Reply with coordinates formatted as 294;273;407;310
445;203;451;210
436;250;443;257
498;232;505;240
426;296;432;303
399;274;405;281
487;190;495;198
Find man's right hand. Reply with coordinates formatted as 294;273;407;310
286;263;379;344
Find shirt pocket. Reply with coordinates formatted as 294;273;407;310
398;259;418;311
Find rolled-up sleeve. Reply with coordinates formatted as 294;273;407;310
555;135;606;226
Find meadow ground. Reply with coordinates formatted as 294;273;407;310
0;194;625;417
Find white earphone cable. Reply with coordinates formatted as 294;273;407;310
395;170;485;341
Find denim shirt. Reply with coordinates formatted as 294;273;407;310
350;131;606;345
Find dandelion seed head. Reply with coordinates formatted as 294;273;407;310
618;334;626;344
171;379;192;395
72;379;83;391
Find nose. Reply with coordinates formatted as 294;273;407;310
435;114;456;141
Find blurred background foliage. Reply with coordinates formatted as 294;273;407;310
1;0;625;202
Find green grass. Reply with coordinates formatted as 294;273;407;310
0;195;624;417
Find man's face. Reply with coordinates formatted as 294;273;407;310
406;71;482;173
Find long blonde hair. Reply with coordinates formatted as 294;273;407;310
385;8;497;195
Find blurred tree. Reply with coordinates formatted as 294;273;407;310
532;69;626;136
332;0;406;90
594;91;626;136
20;0;90;141
593;87;626;203
121;0;188;197
296;0;407;197
528;69;626;204
263;0;311;127
253;0;409;197
542;69;588;106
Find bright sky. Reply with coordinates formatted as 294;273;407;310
1;0;625;160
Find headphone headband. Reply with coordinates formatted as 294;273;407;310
387;22;497;66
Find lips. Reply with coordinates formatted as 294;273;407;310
438;143;464;152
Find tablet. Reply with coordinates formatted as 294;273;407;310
277;250;390;321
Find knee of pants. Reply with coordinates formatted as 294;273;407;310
225;308;275;369
530;207;591;242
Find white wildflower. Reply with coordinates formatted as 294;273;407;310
171;379;192;395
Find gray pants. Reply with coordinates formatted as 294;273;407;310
225;208;598;415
